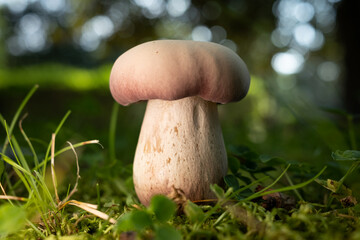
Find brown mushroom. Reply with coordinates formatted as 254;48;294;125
110;40;250;205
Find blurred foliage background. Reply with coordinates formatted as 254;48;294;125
0;0;359;183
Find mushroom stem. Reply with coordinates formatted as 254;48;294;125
133;96;228;205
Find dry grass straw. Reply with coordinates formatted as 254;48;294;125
49;134;116;224
0;182;27;202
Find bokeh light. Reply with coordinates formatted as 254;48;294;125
132;0;166;19
271;50;304;75
7;13;48;55
317;61;340;82
2;0;28;14
293;23;316;47
220;39;237;52
294;2;314;22
39;0;66;14
271;29;292;48
166;0;190;17
78;15;114;52
271;0;340;77
210;25;227;43
191;25;212;42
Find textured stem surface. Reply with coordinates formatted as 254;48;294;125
133;96;228;205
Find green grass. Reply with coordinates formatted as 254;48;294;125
0;86;359;239
0;64;111;91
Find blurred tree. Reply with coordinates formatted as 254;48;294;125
337;0;360;114
0;7;6;67
0;0;354;113
1;0;275;68
0;0;357;165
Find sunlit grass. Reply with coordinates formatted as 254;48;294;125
0;85;359;239
0;64;111;91
0;86;114;238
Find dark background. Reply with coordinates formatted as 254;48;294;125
0;0;358;171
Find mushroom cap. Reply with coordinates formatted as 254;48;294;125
110;40;250;106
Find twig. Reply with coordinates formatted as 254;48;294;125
0;184;27;201
0;182;6;196
40;135;115;225
51;140;117;224
51;133;60;203
60;141;81;204
0;195;27;201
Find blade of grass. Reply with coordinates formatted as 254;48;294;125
3;120;21;166
10;136;31;174
212;211;229;227
0;114;5;128
255;164;291;195
231;176;270;199
32;171;57;208
19;113;39;166
4;122;44;203
1;85;39;157
2;171;16;197
285;172;304;201
11;136;45;202
194;187;238;228
0;153;33;178
0;154;44;212
1;147;45;207
197;199;224;228
109;102;119;164
23;189;53;235
42;110;71;177
327;161;360;208
22;169;55;234
26;219;46;239
243;166;327;202
1;153;32;195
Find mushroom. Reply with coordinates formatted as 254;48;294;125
110;40;250;206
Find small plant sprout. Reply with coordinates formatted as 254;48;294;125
110;40;250;205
